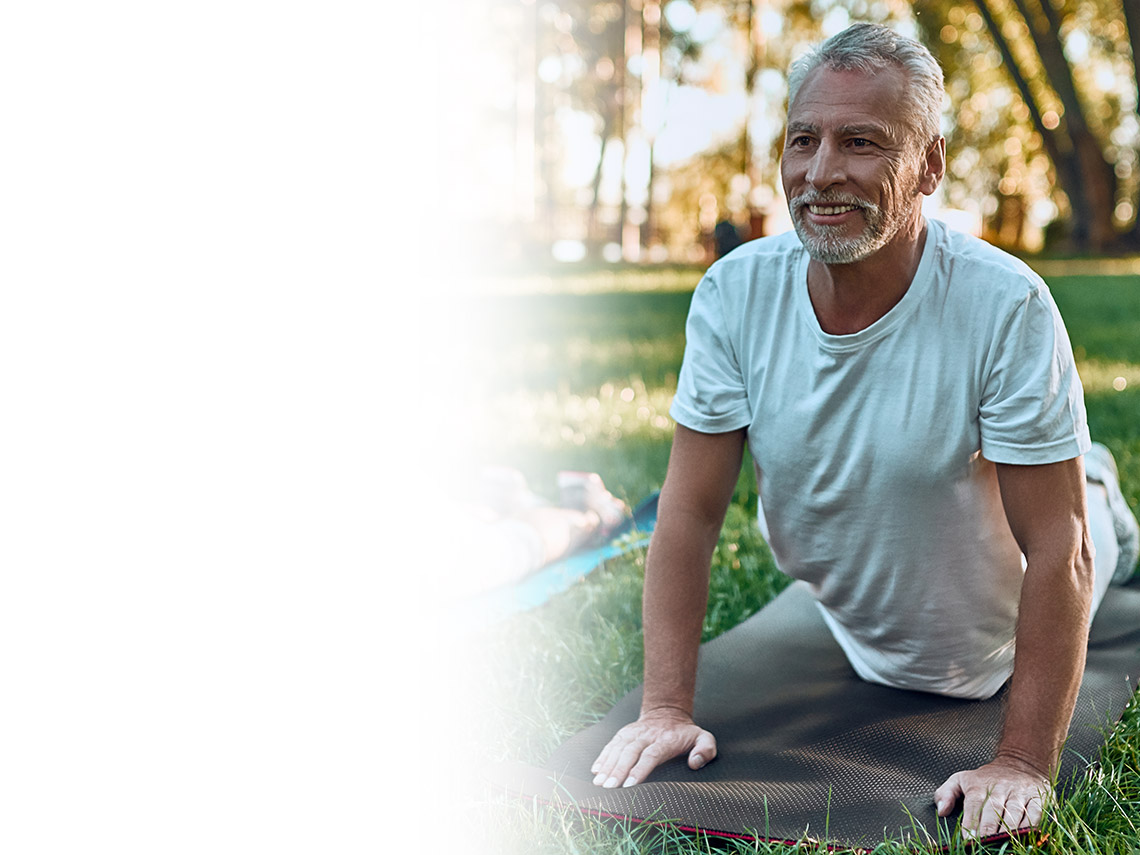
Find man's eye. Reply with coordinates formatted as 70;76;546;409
791;136;813;146
851;138;872;147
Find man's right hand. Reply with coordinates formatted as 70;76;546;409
589;426;740;791
590;708;717;788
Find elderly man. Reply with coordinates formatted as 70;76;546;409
588;22;1140;840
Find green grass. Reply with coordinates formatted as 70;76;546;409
465;267;1140;854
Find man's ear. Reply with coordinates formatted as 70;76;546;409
919;137;946;196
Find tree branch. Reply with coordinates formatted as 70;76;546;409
973;0;1053;148
973;0;1089;241
1009;0;1090;136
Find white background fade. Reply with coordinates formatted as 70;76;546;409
2;2;462;851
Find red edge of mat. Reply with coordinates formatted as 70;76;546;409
519;790;1031;853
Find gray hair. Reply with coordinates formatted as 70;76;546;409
787;23;944;147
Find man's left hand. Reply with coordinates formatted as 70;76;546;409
934;759;1051;839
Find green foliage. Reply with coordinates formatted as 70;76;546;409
703;502;788;640
1052;276;1140;365
1051;276;1140;514
912;0;1140;251
468;267;1140;854
471;285;697;498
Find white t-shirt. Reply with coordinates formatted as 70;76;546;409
670;219;1090;699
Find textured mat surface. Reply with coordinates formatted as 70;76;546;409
501;581;1140;850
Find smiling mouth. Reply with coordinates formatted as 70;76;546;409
806;204;860;215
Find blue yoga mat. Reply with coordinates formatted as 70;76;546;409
458;493;659;630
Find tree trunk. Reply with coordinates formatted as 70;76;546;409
644;141;656;251
1009;0;1117;249
971;0;1094;250
1119;0;1140;245
973;0;1092;249
587;109;614;260
1071;131;1119;251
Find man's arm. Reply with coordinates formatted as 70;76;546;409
935;457;1095;837
590;424;746;789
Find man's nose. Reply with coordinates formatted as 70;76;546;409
806;141;846;189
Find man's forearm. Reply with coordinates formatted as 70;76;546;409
588;426;744;788
998;543;1094;774
938;459;1099;836
640;506;724;716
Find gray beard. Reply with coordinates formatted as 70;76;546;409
791;197;890;264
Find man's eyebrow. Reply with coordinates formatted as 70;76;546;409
786;122;818;137
835;123;894;139
786;121;898;140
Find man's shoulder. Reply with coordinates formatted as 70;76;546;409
930;219;1044;301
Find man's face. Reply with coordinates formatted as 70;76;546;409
781;64;930;265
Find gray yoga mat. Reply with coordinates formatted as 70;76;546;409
498;581;1140;850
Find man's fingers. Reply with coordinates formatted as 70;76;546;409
1023;795;1044;829
975;793;1005;839
933;773;963;816
593;736;645;788
590;738;615;780
605;739;656;787
938;763;1050;838
688;729;717;770
1000;791;1046;832
1002;797;1029;832
959;786;987;838
591;730;637;784
980;788;1016;839
590;720;716;788
591;735;622;777
623;743;670;788
959;781;1013;839
963;786;1033;838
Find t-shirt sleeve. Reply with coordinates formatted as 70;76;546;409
669;273;753;433
979;282;1090;464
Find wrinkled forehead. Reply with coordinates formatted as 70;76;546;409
787;65;918;147
791;63;905;108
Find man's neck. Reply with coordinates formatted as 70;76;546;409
807;217;929;336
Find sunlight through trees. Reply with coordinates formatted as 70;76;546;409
468;0;1140;263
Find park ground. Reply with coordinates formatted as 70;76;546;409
458;262;1140;854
